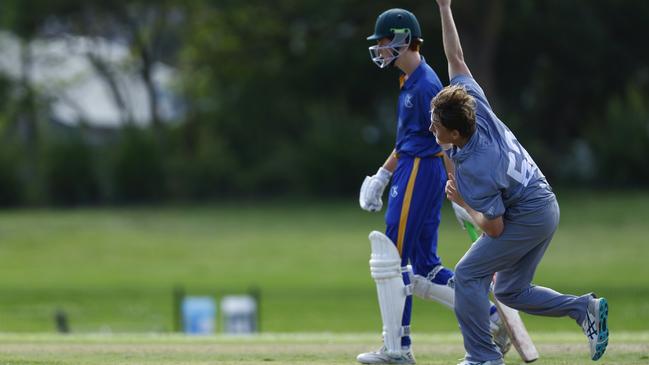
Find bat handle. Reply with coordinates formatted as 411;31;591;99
464;221;480;242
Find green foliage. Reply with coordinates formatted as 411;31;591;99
0;145;22;206
165;121;233;199
176;0;393;197
0;0;648;205
44;139;100;205
112;128;165;202
492;0;649;184
590;84;649;185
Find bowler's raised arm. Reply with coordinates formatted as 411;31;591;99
435;0;472;80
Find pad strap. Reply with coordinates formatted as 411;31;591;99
401;325;411;337
404;284;413;296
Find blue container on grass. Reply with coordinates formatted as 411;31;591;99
182;296;216;335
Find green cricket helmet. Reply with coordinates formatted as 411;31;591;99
367;8;422;68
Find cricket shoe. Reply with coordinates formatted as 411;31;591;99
357;346;416;364
456;358;505;365
581;294;609;361
490;313;511;356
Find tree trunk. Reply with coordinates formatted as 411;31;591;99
86;51;132;125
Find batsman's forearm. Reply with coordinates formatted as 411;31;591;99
382;149;398;173
438;4;466;76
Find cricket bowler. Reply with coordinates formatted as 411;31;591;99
429;0;609;364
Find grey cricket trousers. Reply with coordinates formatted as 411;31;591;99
453;198;592;362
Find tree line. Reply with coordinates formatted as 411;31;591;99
0;0;647;206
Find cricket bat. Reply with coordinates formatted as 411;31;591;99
464;222;539;363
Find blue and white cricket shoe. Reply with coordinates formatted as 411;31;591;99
357;346;416;364
581;294;609;361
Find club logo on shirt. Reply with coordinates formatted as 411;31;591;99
404;93;414;108
391;185;399;198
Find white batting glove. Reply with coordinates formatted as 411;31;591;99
452;201;476;229
359;167;392;212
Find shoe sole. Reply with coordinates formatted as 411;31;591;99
592;298;609;361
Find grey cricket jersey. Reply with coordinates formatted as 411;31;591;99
446;74;555;221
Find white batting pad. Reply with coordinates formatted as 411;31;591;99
369;231;407;355
411;274;455;309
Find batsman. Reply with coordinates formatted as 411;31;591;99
358;7;510;364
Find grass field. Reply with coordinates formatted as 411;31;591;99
0;190;648;334
0;332;648;364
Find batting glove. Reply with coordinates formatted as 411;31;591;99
452;201;476;229
359;167;392;212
